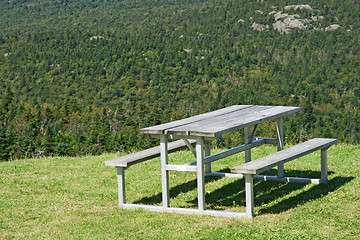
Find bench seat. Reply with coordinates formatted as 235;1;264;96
105;139;195;168
231;138;338;175
231;138;337;218
106;139;195;207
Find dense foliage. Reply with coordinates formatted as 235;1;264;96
1;0;359;160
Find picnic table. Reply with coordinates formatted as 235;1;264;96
106;105;337;218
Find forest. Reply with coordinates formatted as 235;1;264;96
0;0;359;160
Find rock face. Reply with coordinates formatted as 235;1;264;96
325;24;342;31
284;5;313;12
249;4;343;34
251;22;269;32
90;36;104;41
272;11;308;34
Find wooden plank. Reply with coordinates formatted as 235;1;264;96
169;106;300;137
117;167;125;206
167;105;272;136
231;138;337;175
105;139;195;167
244;174;254;217
196;137;206;211
139;105;252;135
244;126;251;163
276;117;284;178
160;135;170;208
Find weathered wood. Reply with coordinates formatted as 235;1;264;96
140;105;300;137
117;167;125;206
160;135;170;208
276;117;284;178
166;105;272;137
244;174;254;217
204;142;212;173
139;105;252;135
321;149;328;184
196;137;206;211
244;126;251;163
231;138;337;175
105;139;195;168
168;106;300;137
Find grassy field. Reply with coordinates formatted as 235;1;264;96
1;144;359;239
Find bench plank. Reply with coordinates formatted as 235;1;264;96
139;105;252;135
170;106;300;137
231;138;337;175
105;139;195;168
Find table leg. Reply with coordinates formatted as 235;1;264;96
244;174;254;218
276;117;284;178
196;136;205;211
205;142;211;173
321;148;328;184
117;167;125;207
244;126;251;163
160;135;170;208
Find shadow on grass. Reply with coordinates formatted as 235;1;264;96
133;174;223;205
133;168;353;216
257;176;354;215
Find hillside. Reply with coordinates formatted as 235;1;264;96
1;145;359;238
1;0;359;160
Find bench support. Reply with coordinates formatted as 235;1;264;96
160;135;170;208
244;126;251;163
196;137;206;211
117;167;126;206
276;117;284;178
321;148;328;184
205;142;212;173
244;174;255;217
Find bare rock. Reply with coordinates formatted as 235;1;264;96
325;24;342;31
284;5;313;12
268;11;276;15
284;18;307;30
90;36;104;41
251;22;269;32
273;21;290;34
274;11;300;21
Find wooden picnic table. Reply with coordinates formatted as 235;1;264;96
107;104;337;218
137;105;300;217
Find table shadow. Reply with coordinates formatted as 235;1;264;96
133;174;222;205
133;168;352;216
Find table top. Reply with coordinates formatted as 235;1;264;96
140;105;300;138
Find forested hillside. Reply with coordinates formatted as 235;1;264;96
1;0;359;160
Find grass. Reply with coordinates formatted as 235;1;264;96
1;144;359;239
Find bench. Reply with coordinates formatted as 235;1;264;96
231;138;338;217
105;139;195;206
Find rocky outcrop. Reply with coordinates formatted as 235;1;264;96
251;22;269;32
249;4;343;34
284;5;313;12
325;24;342;31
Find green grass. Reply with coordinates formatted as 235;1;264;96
1;144;359;239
